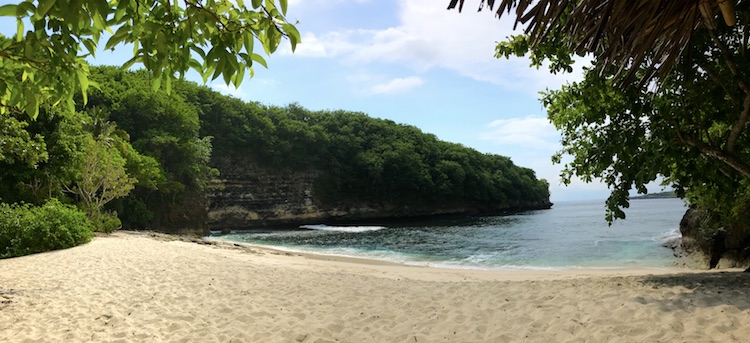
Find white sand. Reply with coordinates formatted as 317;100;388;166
1;232;749;342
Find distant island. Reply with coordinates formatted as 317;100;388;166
631;191;677;200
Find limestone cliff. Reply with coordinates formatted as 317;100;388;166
672;207;750;269
207;157;552;230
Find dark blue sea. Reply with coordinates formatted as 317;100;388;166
211;198;687;270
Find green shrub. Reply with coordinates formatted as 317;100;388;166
90;211;122;233
0;199;94;258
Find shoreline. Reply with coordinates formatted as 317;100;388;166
207;236;732;282
2;231;750;342
207;233;694;277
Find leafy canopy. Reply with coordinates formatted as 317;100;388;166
0;0;301;118
468;2;750;225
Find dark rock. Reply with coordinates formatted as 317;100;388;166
675;207;750;269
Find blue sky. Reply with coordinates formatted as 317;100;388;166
1;0;669;202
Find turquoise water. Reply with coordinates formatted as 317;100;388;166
212;198;688;270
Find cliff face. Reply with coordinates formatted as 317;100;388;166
674;207;750;269
152;189;209;236
207;157;552;230
207;157;323;230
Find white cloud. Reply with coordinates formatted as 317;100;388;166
370;76;423;94
288;0;586;93
478;115;594;199
344;72;423;95
289;0;370;6
481;116;560;150
283;32;328;57
210;83;246;98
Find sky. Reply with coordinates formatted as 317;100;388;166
0;0;671;202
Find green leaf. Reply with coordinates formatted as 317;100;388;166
282;23;300;52
35;0;55;19
250;53;267;68
0;4;17;16
234;63;246;88
76;69;89;103
188;58;203;71
243;32;254;54
279;0;288;15
82;39;97;56
251;0;262;9
121;56;138;71
15;18;23;41
22;89;38;119
155;31;167;53
190;45;207;59
152;76;162;92
222;62;233;85
165;74;172;94
211;58;225;81
113;0;129;22
105;25;131;50
16;2;34;16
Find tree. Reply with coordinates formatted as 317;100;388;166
0;0;300;119
68;133;135;219
449;1;750;226
448;0;738;86
0;109;89;204
83;67;216;231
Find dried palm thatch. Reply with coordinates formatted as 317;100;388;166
448;0;738;86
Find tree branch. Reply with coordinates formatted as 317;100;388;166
709;29;750;94
727;91;750;153
676;130;750;177
696;59;740;105
743;11;750;57
708;28;750;154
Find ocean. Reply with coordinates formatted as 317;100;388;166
211;198;688;270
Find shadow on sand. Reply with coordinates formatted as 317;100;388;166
635;271;750;311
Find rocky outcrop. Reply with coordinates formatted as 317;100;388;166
207;157;552;230
671;207;750;269
152;189;209;236
207;157;324;230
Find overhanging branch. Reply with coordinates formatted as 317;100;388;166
677;130;750;177
727;91;750;153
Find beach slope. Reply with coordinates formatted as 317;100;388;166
1;232;749;342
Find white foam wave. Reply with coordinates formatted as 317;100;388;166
414;261;567;271
656;228;682;243
299;224;386;233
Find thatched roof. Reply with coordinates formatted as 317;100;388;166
448;0;739;85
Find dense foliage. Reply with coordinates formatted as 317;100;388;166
84;67;550;222
489;3;750;230
0;0;299;256
0;0;299;118
0;199;93;258
84;67;216;232
1;63;551;254
244;109;548;207
169;74;550;208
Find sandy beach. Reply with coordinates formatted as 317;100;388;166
1;232;749;342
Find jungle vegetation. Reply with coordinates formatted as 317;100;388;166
1;66;551;256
